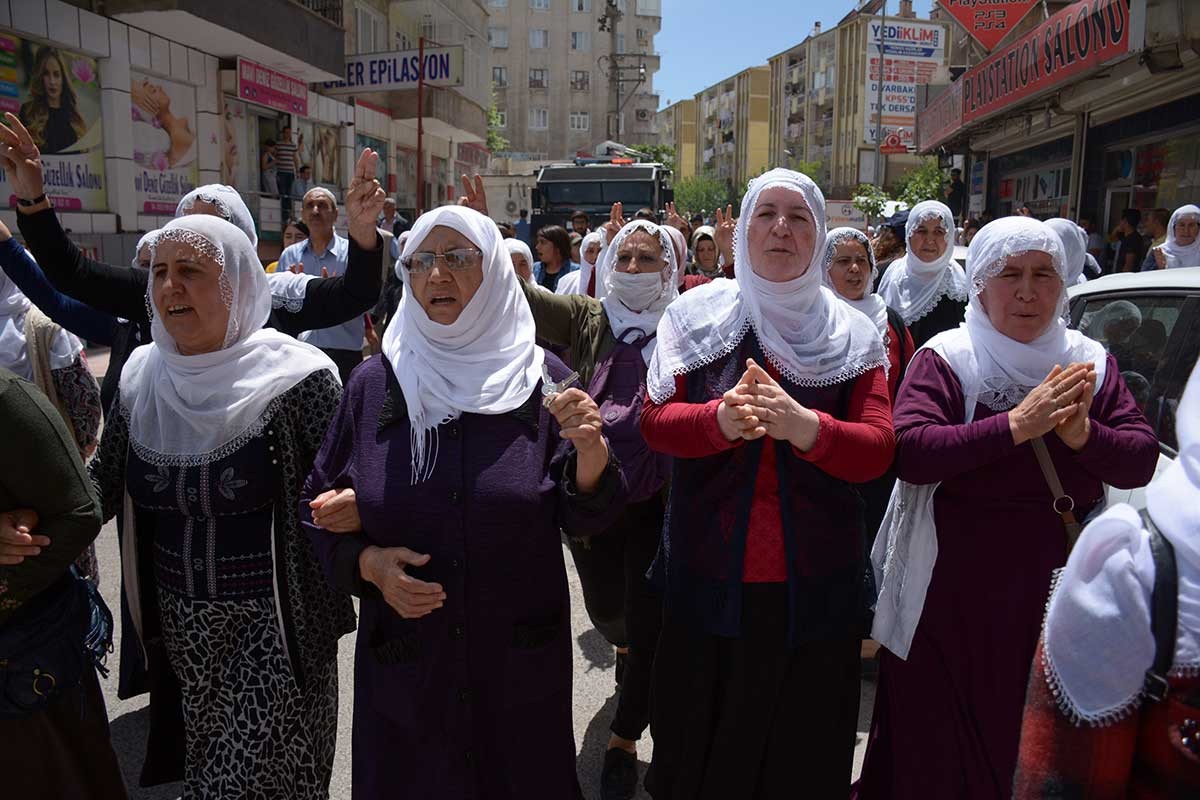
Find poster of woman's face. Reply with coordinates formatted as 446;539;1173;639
130;72;198;213
313;124;341;189
221;99;250;191
11;39;101;156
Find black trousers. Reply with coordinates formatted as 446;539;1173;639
321;348;363;385
645;584;861;799
566;493;664;741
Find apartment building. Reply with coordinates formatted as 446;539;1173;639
767;36;811;179
656;98;695;179
695;66;770;192
486;0;662;160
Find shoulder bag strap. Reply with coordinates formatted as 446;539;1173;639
1141;509;1178;703
1030;436;1083;551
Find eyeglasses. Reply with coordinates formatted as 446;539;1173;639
402;248;482;274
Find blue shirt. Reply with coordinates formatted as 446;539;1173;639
514;220;532;247
532;260;579;293
0;239;115;346
276;233;363;352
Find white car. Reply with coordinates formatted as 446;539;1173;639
1068;267;1200;511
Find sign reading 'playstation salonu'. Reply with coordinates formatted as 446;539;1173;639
321;47;465;95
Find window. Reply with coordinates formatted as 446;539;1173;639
616;33;625;53
573;0;592;10
492;66;508;87
636;0;661;13
355;5;388;54
488;27;509;48
530;0;550;8
571;70;590;91
571;31;590;51
494;110;507;128
528;68;548;88
636;28;648;44
570;111;590;131
488;0;508;5
530;29;548;48
529;108;549;130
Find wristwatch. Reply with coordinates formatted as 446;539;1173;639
16;194;46;207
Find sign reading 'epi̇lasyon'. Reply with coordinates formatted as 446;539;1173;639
936;0;1040;51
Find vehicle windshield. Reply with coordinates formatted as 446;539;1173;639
543;182;654;208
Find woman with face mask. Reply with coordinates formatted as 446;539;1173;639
519;217;677;799
876;200;969;349
861;217;1159;800
640;169;894;797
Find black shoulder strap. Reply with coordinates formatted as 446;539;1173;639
1141;508;1178;703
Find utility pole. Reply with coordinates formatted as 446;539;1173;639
601;0;623;140
873;0;887;189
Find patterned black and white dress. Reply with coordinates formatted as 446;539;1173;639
127;430;337;798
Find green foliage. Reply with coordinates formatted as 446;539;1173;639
894;158;946;208
791;159;825;180
486;90;508;154
852;183;890;222
637;143;676;172
673;171;732;216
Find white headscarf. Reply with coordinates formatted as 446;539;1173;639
176;184;258;248
0;259;82;381
1161;204;1200;268
119;215;338;462
872;216;1107;659
822;226;890;344
1045;217;1089;286
647;168;887;403
1042;357;1200;724
558;231;603;297
381;205;545;483
877;200;968;325
599;220;679;364
690;225;722;276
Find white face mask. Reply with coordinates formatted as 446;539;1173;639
609;270;665;312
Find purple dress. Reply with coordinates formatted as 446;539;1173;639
856;351;1158;800
301;353;625;800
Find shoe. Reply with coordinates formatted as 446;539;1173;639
600;747;638;800
615;650;627;688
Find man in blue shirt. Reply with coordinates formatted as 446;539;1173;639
514;208;532;247
277;187;362;382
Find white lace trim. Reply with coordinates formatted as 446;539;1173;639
647;316;753;404
122;395;283;467
271;295;305;313
904;268;968;325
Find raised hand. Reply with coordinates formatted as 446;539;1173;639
665;201;686;230
309;488;362;533
359;546;446;619
1054;364;1098;451
547;387;610;493
0;113;46;203
458;174;489;216
603;202;627;243
714;205;736;265
346;148;386;250
1009;364;1091;445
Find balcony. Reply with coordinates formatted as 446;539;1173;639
291;0;341;26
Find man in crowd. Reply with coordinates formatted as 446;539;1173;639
569;209;590;236
275;124;301;217
944;167;967;222
291;164;312;200
515;208;532;246
1139;208;1171;270
1079;213;1107;268
1111;208;1146;273
379;197;410;237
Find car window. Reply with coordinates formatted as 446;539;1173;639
1075;294;1194;452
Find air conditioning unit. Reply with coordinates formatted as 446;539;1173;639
505;199;519;214
636;109;651;121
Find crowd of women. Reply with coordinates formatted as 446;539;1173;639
0;101;1197;799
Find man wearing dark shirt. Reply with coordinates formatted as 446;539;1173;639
1112;208;1146;273
944;168;967;223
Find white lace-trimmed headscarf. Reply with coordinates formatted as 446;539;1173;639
871;215;1107;660
556;232;603;297
176;184;258;248
1045;218;1090;286
877;200;968;325
0;264;81;381
1042;357;1200;725
822;226;889;344
1161;204;1200;268
599;219;679;364
382;205;545;483
119;214;338;463
647;168;887;403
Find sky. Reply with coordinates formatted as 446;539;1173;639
654;0;936;110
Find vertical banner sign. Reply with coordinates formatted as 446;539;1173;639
237;58;309;116
131;72;198;213
936;1;1040;51
220;98;251;192
863;19;946;151
0;34;106;210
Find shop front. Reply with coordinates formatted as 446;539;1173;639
986;137;1074;219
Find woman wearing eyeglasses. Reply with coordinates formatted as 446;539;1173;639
301;204;626;799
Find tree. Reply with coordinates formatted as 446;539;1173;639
894;157;945;209
637;143;676;173
486;91;508;154
673;171;732;217
852;183;890;224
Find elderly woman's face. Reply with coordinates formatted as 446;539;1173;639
910;217;949;263
614;230;667;276
584;240;602;265
978;251;1063;344
409;226;485;325
1175;216;1200;247
511;252;532;282
828;239;872;301
150;239;231;355
746;186;816;282
696;238;717;269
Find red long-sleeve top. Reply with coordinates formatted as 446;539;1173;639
886;320;916;401
641;363;894;582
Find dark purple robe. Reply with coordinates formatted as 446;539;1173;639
301;352;625;800
856;351;1158;800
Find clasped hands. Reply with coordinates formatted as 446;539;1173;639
716;358;820;452
1008;362;1097;451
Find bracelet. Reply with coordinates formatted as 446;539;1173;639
17;194;46;207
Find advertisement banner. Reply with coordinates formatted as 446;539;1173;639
863;19;946;149
962;0;1132;124
826;199;869;232
307;123;342;189
936;0;1040;51
237;58;308;116
320;47;465;95
220;97;251;192
0;35;105;210
916;78;963;153
131;72;198;214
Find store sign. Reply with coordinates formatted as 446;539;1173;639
863;19;946;148
936;0;1040;51
826;199;868;232
917;79;963;153
237;58;308;116
320;47;465;95
0;33;106;210
962;0;1132;123
131;72;198;214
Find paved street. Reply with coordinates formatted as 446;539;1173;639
85;349;873;798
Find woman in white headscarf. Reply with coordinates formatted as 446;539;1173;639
876;200;969;348
1045;217;1090;285
300;204;623;799
1013;357;1200;797
504;236;538;285
84;213;355;796
639;168;894;796
554;231;603;296
1149;204;1200;269
521;217;677;794
688;225;723;279
860;216;1159;800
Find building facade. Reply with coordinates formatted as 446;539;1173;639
486;0;661;161
656;98;695;179
695;65;770;193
